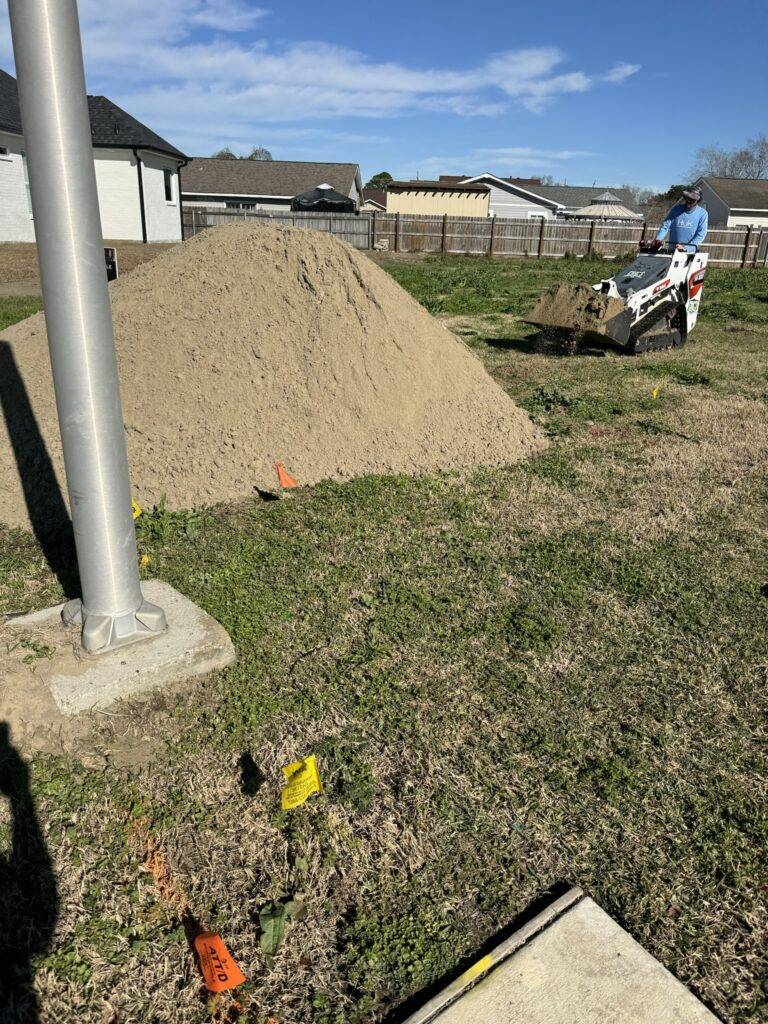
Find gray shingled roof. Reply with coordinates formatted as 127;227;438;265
701;176;768;210
362;187;386;208
0;68;185;159
525;183;640;212
181;158;360;198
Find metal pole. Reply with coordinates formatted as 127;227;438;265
8;0;165;653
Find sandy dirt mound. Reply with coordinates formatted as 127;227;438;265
527;282;627;333
0;223;545;532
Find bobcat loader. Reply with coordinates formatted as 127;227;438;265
525;242;708;354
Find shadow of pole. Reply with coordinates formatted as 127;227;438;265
0;723;59;1022
0;341;79;597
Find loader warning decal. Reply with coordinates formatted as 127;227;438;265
689;269;707;297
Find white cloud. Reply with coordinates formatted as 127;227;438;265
0;2;641;155
399;146;597;180
190;0;268;32
602;63;641;83
474;146;596;160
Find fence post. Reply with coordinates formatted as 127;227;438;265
640;221;649;244
192;208;197;236
395;212;401;253
741;225;754;268
441;213;448;254
587;219;596;256
755;228;764;268
371;211;377;249
487;216;497;257
537;218;546;258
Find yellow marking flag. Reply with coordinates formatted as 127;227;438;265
651;386;660;400
281;755;322;810
132;500;143;519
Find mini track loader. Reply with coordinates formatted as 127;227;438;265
525;242;708;354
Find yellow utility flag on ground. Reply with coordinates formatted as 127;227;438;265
132;500;142;519
281;755;322;810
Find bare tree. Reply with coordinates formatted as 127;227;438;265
689;134;768;180
210;146;274;161
621;183;655;207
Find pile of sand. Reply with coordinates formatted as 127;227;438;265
0;223;545;532
527;282;627;333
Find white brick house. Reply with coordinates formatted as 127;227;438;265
0;69;187;243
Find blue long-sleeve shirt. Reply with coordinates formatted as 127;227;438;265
656;203;708;251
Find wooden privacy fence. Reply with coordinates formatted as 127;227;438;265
183;207;371;249
372;213;768;267
182;207;768;268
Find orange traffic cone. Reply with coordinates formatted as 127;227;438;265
275;462;299;489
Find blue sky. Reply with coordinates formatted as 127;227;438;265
1;0;766;191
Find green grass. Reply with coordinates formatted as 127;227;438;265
0;294;43;331
0;260;767;1024
380;253;768;325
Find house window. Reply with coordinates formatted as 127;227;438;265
21;152;33;216
164;167;174;202
0;145;8;156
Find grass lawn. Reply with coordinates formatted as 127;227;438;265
0;256;766;1024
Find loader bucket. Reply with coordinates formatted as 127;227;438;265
525;283;633;346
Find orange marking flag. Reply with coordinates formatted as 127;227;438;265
193;932;246;993
275;462;299;489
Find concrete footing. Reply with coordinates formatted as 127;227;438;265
2;580;235;721
404;887;720;1024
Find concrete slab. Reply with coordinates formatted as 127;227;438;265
3;580;235;716
404;888;720;1024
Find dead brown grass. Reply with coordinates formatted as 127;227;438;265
0;240;175;286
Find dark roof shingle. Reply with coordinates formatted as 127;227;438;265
520;183;640;211
181;158;360;198
0;68;185;159
362;187;386;207
701;176;768;210
388;179;490;193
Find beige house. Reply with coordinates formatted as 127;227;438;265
386;180;490;217
695;176;768;227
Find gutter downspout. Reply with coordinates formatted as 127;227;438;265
132;147;147;243
177;156;189;241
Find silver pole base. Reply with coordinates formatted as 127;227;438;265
61;595;167;654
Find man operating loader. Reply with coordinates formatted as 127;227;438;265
654;187;708;252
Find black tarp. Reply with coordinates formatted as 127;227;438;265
291;184;356;212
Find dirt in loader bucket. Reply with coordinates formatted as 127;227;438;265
526;282;627;335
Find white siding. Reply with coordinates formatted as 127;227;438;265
486;183;555;219
183;199;227;208
93;148;143;239
141;153;182;241
0;130;35;242
727;212;768;227
463;177;556;220
182;195;292;212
